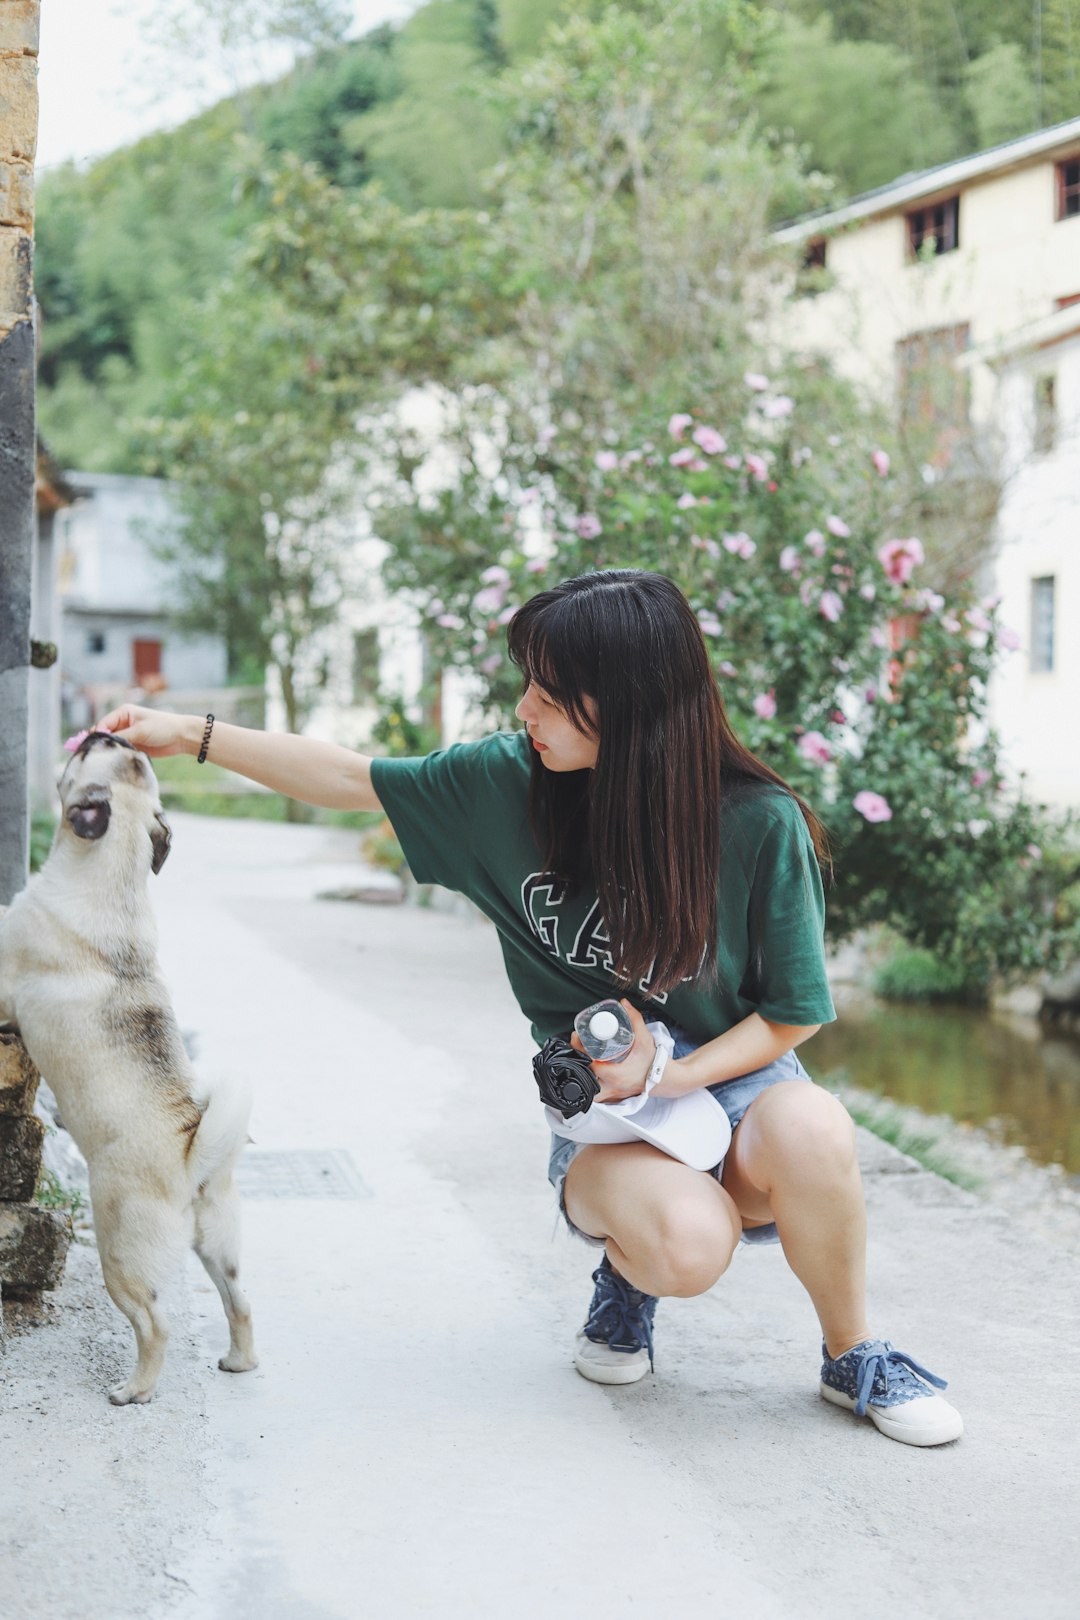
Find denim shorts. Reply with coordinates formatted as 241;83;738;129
547;1026;812;1249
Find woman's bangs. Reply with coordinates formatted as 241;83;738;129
508;601;597;734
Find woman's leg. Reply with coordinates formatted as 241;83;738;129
564;1140;742;1296
719;1080;870;1358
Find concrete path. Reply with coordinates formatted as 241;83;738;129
2;812;1078;1620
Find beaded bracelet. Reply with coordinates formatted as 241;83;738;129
197;713;215;765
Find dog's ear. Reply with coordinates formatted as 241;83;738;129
67;788;112;842
149;810;172;875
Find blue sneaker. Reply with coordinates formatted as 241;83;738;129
820;1338;963;1446
574;1255;657;1385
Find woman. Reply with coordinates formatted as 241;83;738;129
101;569;962;1447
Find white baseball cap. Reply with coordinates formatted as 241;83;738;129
545;1084;732;1172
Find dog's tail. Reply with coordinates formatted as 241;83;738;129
187;1079;252;1194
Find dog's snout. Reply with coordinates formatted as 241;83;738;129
68;795;112;842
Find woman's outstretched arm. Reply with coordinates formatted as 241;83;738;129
97;706;383;813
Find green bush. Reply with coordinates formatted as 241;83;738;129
873;947;986;1005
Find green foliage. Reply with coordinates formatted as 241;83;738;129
760;18;959;197
873;948;986;1005
823;1077;983;1190
256;37;401;186
964;42;1039;150
29;813;56;874
34;1168;85;1220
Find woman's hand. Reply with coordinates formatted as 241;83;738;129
570;999;656;1105
97;706;198;758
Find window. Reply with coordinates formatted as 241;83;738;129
803;238;827;271
1034;375;1057;455
795;237;830;298
86;631;106;655
351;628;380;706
906;196;960;260
1031;577;1056;674
896;324;970;464
1056;158;1080;221
132;639;162;683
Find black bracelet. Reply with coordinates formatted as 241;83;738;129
197;713;215;764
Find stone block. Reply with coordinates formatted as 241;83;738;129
0;222;30;313
0;1112;44;1200
0;49;37;161
0;1203;71;1292
0;1031;40;1114
0;157;32;226
0;3;40;56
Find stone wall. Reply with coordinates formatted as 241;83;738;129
0;0;39;902
0;1033;72;1340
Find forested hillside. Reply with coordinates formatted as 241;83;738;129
36;0;1080;471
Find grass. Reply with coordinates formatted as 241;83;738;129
34;1167;85;1221
872;946;987;1006
825;1074;984;1192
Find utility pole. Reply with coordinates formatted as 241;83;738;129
0;1;39;904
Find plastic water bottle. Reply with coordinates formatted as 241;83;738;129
574;999;635;1063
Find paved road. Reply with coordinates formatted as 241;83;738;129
2;812;1078;1620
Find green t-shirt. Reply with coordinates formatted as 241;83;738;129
371;731;835;1046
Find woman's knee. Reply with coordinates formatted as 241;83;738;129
741;1083;858;1184
646;1197;740;1296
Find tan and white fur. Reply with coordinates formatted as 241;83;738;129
0;732;257;1403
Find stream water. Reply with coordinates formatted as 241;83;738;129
810;985;1080;1179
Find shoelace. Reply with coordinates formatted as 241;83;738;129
584;1262;656;1370
847;1340;948;1415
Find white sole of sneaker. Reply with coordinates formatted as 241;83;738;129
574;1351;652;1386
820;1383;964;1446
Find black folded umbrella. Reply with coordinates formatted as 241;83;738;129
532;1035;600;1118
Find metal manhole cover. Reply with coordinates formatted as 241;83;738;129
235;1149;370;1200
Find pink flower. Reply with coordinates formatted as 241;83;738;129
525;558;547;573
863;685;877;704
779;546;801;574
436;613;465;630
677;492;699;509
668;413;694;440
965;606;992;634
697;611;722;637
878;537;925;584
744;372;769;391
804;529;826;558
870;625;888;649
716;589;736;610
860;584;876;601
763;395;794;419
853;790;893;823
723;454;742;471
826;514;850;538
745;453;769;481
479;653;502;676
971;768;991;788
722;531;757;560
669;446;697;467
480;564;510;588
718;660;737;677
942;615;962;634
690;534;720;558
753;689;777;720
797;731;831;766
595;449;619;472
1026;843;1042;861
819;591;844;623
871;448;891;478
63;729;92;753
576;514;602;539
998;626;1021;651
692;425;727;455
472;586;506;614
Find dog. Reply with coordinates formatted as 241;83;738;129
0;731;257;1403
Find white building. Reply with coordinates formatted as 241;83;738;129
54;472;230;725
776;118;1080;806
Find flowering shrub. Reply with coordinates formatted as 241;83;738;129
379;389;1080;986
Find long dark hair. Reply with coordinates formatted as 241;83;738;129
507;569;829;996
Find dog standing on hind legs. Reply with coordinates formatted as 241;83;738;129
0;731;257;1403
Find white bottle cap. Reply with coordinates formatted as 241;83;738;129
589;1010;620;1042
